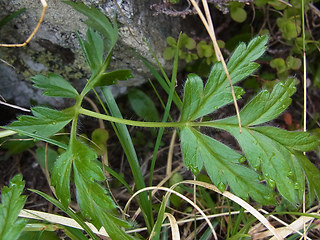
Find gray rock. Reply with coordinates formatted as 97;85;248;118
0;0;182;107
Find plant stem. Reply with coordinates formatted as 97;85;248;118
79;107;231;129
79;107;184;128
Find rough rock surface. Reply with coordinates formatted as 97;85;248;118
0;0;183;107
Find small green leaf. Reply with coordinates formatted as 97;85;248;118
230;7;247;23
169;0;180;4
128;88;160;122
77;28;104;74
6;107;73;138
181;33;196;50
270;58;286;72
93;70;133;87
31;73;78;98
181;73;245;121
197;41;214;58
286;56;301;70
163;47;175;60
295;152;320;200
166;36;177;47
277;17;301;40
0;175;27;240
268;0;287;10
95;211;136;240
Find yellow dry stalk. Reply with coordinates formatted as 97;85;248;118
190;0;243;133
0;0;47;47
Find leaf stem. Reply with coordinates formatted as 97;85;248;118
79;107;184;128
79;107;230;129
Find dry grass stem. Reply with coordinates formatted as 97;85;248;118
0;0;47;47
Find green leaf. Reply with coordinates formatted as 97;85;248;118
295;152;320;200
128;88;160;121
94;70;133;87
77;28;104;74
215;124;308;203
286;56;301;70
31;73;79;98
270;58;287;73
0;175;27;240
163;47;175;60
6;107;73;138
29;189;99;240
63;1;118;53
181;35;268;121
96;211;136;240
166;36;177;47
180;33;195;50
230;7;247;23
51;145;73;207
197;41;214;58
181;73;244;121
51;137;133;238
277;17;301;40
180;127;275;204
219;79;297;126
18;231;60;240
179;35;320;205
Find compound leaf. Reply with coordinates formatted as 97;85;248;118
0;174;27;240
179;35;320;205
32;73;78;99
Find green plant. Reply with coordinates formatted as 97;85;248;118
0;175;27;240
270;55;302;79
1;1;320;239
163;33;225;65
229;2;247;23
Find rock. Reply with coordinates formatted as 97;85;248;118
0;0;183;107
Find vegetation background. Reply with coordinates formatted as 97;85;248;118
1;0;320;239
